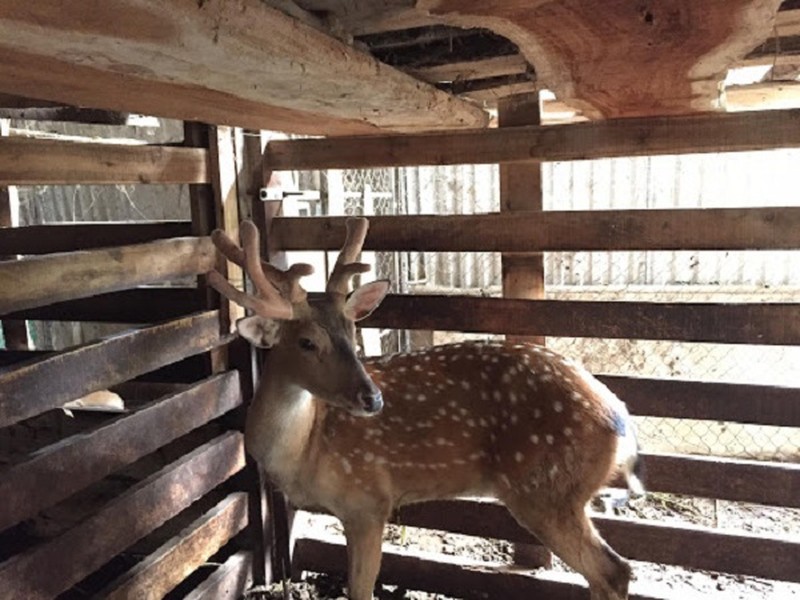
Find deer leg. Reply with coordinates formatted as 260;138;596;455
505;497;631;600
342;516;385;600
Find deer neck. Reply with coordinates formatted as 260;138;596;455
244;354;318;485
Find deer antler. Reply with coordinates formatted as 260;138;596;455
327;217;371;295
207;220;312;320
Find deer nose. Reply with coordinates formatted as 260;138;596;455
358;389;384;415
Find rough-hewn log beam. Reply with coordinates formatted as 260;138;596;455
0;0;487;135
301;1;783;117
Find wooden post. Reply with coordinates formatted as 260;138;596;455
254;148;295;587
0;119;28;350
499;93;546;347
187;124;275;587
498;93;552;570
232;127;274;587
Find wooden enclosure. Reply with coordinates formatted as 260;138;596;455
2;0;800;598
0;123;270;599
264;109;800;598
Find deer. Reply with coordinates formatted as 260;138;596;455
207;218;644;600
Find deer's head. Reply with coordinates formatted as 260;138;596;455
207;219;389;416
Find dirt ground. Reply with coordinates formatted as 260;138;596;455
248;494;800;600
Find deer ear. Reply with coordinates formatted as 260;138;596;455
344;279;390;322
236;315;282;348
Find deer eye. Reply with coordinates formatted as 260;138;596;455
299;337;317;352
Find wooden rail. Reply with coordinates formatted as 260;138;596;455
0;236;215;315
394;500;800;582
270;208;800;252
0;372;242;531
601;375;800;428
363;295;800;345
636;453;800;508
264;108;800;170
4;287;203;323
183;551;254;600
0;221;192;255
0;432;245;599
0;311;224;427
294;537;667;600
0;138;210;185
99;492;249;600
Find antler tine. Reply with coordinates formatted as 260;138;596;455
207;221;305;320
212;224;312;304
206;271;292;320
239;221;293;307
327;217;371;295
211;229;246;267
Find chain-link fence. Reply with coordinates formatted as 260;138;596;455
296;151;800;463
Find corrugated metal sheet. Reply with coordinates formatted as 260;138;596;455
399;150;800;289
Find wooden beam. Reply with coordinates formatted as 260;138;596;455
498;93;545;346
776;8;800;36
269;208;800;252
0;311;224;427
725;81;800;111
183;551;254;600
0;138;209;185
361;295;800;345
600;375;800;428
408;54;530;84
0;236;216;315
0;118;28;351
0;1;487;135
263;109;800;170
0;221;192;255
4;288;202;323
393;500;800;581
293;536;667;600
0;372;241;531
100;492;249;600
0;432;246;600
638;453;800;508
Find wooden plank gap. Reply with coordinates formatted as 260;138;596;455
0;431;246;600
0;371;242;531
0;311;225;427
99;492;249;600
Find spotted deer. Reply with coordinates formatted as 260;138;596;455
207;218;644;600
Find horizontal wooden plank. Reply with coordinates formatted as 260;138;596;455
0;236;215;315
5;287;203;322
408;54;530;84
101;492;249;600
395;500;800;582
0;372;242;531
0;311;224;427
0;431;245;600
600;375;800;427
0;138;210;185
639;453;800;509
270;208;800;252
293;536;667;600
0;222;192;255
597;513;800;583
362;295;800;345
263;109;800;170
183;551;254;600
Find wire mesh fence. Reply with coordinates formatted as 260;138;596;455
296;152;800;462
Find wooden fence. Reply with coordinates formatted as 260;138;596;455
0;124;267;599
264;107;800;599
